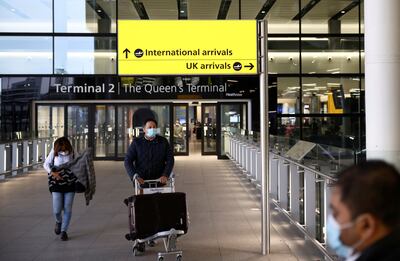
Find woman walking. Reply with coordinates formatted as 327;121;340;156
44;137;77;241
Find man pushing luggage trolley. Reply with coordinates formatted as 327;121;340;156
124;118;188;260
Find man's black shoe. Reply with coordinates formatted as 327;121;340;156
60;231;68;241
54;222;61;235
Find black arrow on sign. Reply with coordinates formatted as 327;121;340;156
123;48;131;59
244;63;254;70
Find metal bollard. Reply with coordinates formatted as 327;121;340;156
23;141;28;173
32;140;38;168
0;144;5;180
12;142;18;176
289;163;301;222
304;169;316;237
278;159;289;209
269;155;279;199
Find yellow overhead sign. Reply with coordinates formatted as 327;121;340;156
118;20;257;75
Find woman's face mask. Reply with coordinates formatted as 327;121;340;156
59;151;69;156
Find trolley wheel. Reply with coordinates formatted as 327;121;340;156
132;242;145;256
176;254;183;261
158;257;164;261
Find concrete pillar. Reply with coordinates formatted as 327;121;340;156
365;0;400;167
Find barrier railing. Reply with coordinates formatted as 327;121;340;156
226;133;354;261
0;137;54;180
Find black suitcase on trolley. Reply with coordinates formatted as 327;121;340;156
128;192;188;240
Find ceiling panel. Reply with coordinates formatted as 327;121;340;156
188;0;220;19
116;0;360;30
301;0;356;21
227;0;265;20
142;0;177;19
118;0;140;20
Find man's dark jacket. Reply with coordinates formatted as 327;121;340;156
356;228;400;261
124;135;174;180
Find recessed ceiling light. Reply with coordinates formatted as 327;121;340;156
11;8;15;12
97;9;102;13
341;10;346;14
261;11;266;14
180;10;185;13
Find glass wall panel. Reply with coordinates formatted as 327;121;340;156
37;105;50;138
0;37;52;74
301;0;359;34
360;1;364;34
268;0;299;34
360;38;364;74
277;116;300;140
54;37;116;74
302;77;360;114
95;105;115;157
173;105;188;154
302;116;360;149
202;104;217;154
0;0;52;32
220;103;242;157
276;77;301;114
268;37;300;74
51;106;65;139
117;105;170;157
301;37;360;74
55;0;116;33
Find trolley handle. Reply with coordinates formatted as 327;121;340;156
133;173;175;187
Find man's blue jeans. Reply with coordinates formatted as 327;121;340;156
52;192;75;232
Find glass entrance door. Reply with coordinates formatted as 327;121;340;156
201;104;217;155
172;104;188;155
94;105;115;158
37;105;65;139
67;105;89;153
218;103;247;158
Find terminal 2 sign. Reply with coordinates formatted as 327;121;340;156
118;20;257;75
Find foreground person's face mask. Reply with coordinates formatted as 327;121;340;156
327;214;358;259
146;128;159;138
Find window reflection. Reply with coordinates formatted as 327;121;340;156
302;117;360;149
55;0;116;33
0;0;52;32
0;37;52;74
268;37;300;74
276;77;301;114
302;77;360;114
54;37;116;74
301;37;360;74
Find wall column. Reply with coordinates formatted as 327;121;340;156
365;0;400;167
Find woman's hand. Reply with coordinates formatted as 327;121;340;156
51;171;63;180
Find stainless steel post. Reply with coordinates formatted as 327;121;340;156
259;19;270;255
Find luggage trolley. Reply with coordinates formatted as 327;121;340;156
124;173;188;261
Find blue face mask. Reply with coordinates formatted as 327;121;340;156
326;214;353;258
146;128;159;138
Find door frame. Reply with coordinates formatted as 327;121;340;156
201;103;217;155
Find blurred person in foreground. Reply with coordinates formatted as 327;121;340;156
328;160;400;261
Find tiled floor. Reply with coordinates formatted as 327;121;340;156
0;141;326;261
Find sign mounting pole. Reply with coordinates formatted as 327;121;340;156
259;19;270;255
